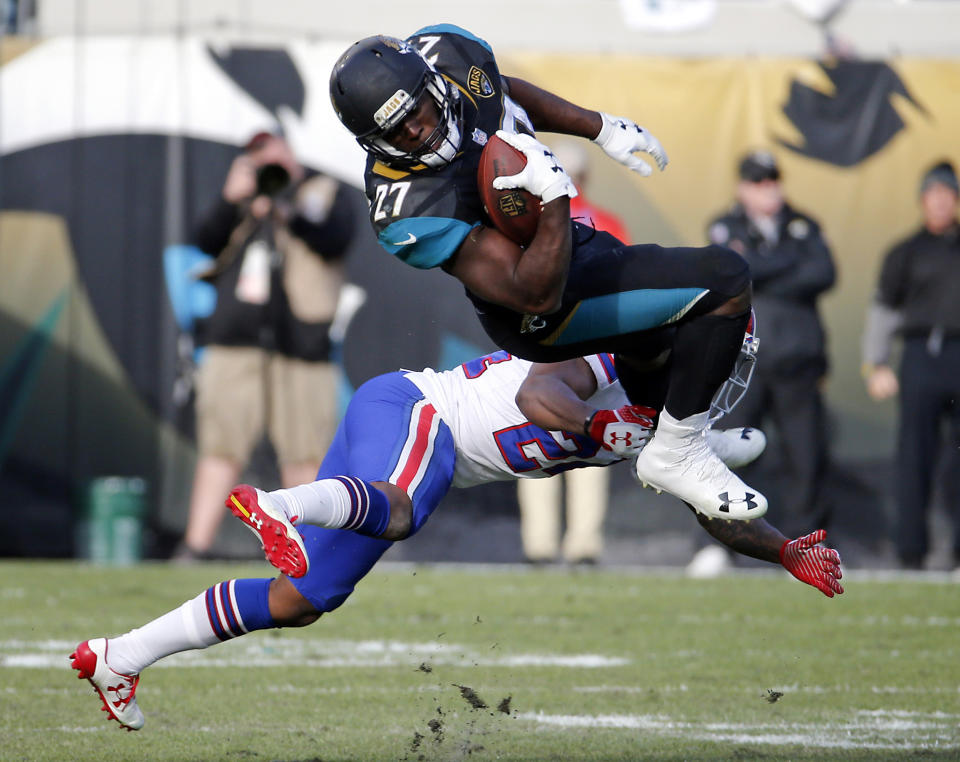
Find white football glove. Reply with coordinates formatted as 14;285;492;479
593;112;668;177
491;130;578;204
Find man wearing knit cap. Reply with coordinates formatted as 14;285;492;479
862;159;960;570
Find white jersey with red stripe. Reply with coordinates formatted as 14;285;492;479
403;351;628;488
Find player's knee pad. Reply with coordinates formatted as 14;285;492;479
703;244;751;295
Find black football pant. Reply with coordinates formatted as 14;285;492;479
896;337;960;566
476;224;751;415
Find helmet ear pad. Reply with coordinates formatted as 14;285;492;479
329;36;462;169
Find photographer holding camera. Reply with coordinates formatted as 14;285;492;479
174;131;355;561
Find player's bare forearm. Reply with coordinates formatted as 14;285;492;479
516;359;598;433
503;76;602;139
515;198;573;313
689;504;786;564
447;201;571;315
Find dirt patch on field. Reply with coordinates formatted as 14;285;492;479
453;684;488;710
764;689;784;704
402;670;517;761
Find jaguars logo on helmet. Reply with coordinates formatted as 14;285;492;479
378;36;404;52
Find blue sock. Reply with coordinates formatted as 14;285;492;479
204;578;275;641
335;476;392;537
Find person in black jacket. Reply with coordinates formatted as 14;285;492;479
688;150;836;577
862;160;960;570
174;132;355;560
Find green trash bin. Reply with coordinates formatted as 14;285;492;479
80;477;147;565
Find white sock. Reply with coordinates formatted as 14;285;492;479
655;409;710;444
106;587;231;675
268;478;362;528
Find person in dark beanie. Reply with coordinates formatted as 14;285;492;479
862;159;960;570
689;149;837;578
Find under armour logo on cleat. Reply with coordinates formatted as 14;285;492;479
249;513;264;530
717;492;760;513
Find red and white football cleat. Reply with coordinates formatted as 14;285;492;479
70;638;144;731
226;484;309;577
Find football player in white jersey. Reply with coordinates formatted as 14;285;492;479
70;351;842;731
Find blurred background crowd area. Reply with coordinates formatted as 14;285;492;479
1;0;959;569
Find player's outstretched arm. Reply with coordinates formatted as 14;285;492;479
502;76;605;138
691;505;784;564
690;507;843;597
502;77;668;176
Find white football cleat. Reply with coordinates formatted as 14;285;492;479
634;410;767;520
227;484;309;577
70;638;144;731
685;545;734;578
706;426;767;469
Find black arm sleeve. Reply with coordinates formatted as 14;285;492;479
192;197;242;256
289;184;356;261
876;239;911;308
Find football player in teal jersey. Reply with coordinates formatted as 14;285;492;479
330;26;764;521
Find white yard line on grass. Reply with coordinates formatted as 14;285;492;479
0;637;628;670
369;562;960;583
575;683;960;696
515;711;960;751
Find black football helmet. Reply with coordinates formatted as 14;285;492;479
329;35;462;169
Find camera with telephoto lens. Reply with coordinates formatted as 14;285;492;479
255;163;291;197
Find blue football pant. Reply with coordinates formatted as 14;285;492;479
289;372;456;613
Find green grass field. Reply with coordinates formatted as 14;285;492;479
1;561;958;761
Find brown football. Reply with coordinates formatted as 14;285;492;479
477;134;541;246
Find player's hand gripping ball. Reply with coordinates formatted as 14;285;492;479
478;131;578;245
477;133;542;246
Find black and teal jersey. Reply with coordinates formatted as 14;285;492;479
364;24;530;270
360;24;751;384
